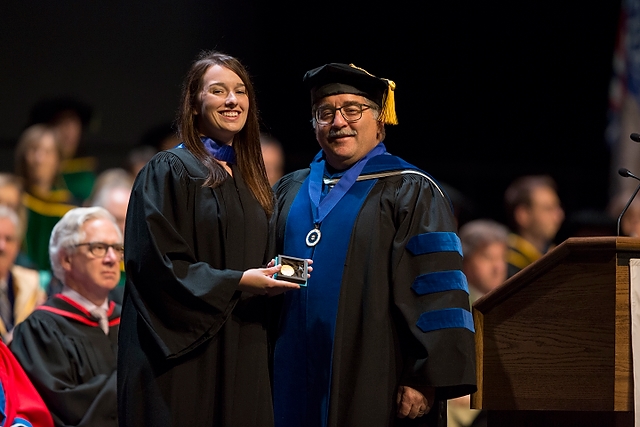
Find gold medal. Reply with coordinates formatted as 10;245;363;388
280;264;295;276
274;255;309;286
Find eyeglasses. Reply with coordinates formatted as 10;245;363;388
314;103;373;125
74;242;124;259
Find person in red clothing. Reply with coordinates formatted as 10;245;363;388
0;339;53;427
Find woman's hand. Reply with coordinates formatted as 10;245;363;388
239;259;313;296
239;266;299;297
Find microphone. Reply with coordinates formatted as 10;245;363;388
631;133;640;143
616;167;640;236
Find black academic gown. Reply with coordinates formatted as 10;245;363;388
117;148;274;427
9;294;120;427
272;150;477;427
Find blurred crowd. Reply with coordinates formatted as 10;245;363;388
0;95;290;426
2;96;289;314
1;94;639;427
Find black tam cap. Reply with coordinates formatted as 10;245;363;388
303;63;398;125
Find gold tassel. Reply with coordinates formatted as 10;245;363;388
379;79;398;125
348;64;398;125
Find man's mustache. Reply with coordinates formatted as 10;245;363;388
328;129;357;138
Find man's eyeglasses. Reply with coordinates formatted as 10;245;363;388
314;103;373;125
74;242;124;259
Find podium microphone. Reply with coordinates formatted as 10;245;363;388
617;167;640;236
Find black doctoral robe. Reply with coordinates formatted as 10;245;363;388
272;149;477;427
117;148;275;427
9;294;120;427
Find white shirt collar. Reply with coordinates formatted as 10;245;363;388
61;285;109;312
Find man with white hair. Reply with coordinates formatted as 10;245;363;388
9;206;122;427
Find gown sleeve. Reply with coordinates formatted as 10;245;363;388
0;340;53;427
9;315;116;427
124;151;243;359
391;174;477;400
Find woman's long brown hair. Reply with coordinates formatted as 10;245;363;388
176;50;274;216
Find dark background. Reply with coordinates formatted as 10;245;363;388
0;1;623;230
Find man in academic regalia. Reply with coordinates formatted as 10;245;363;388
272;63;477;427
9;206;122;427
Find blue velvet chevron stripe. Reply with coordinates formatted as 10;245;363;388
412;270;469;295
417;308;475;333
406;232;462;256
14;418;34;427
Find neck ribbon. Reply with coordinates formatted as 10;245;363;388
308;142;386;226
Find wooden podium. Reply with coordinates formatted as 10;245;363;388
472;236;640;426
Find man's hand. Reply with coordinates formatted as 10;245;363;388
396;385;435;419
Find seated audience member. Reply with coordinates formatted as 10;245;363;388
0;338;53;427
0;173;37;270
85;168;133;234
87;168;133;303
10;207;122;427
448;218;509;427
260;133;285;186
460;218;510;302
0;174;25;226
48;169;133;301
503;174;565;278
0;206;46;344
14;124;77;273
27;97;96;203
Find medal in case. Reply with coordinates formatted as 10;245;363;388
274;255;308;286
